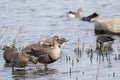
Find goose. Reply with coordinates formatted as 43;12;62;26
91;18;120;34
96;34;115;53
23;36;67;53
81;12;99;22
27;36;64;70
67;8;82;18
2;45;17;63
11;51;38;71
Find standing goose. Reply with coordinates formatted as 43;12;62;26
67;8;82;18
11;51;38;71
3;45;17;63
3;27;22;63
23;36;67;53
96;35;115;53
27;36;63;70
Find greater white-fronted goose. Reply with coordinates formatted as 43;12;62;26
23;36;67;53
11;51;38;71
67;8;82;18
27;36;64;70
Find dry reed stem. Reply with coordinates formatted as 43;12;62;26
21;35;26;47
82;42;84;51
118;45;120;58
70;68;71;76
16;34;27;51
12;27;23;47
96;64;100;80
4;27;14;46
89;45;93;63
77;37;80;51
77;37;82;57
72;59;74;66
113;72;115;77
66;54;68;63
0;26;4;34
0;27;8;41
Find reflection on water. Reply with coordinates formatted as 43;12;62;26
33;69;57;75
4;63;12;67
12;69;27;77
12;68;58;80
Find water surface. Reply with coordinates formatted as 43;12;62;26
0;0;120;80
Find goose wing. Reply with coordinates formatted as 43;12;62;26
97;35;115;43
26;45;52;58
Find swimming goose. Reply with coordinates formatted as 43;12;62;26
81;12;99;22
27;36;63;70
67;8;82;18
91;18;120;34
2;45;17;63
96;35;115;53
11;51;38;71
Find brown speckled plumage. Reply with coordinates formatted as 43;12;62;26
27;36;65;70
11;51;38;71
3;45;17;63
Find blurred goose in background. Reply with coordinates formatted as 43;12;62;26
2;45;17;63
96;35;115;53
91;18;120;34
11;51;38;71
27;36;65;70
81;12;99;22
67;8;82;18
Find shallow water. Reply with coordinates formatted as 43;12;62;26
0;0;120;80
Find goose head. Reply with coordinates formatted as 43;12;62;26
77;8;82;14
92;13;99;17
42;36;67;48
56;36;68;48
52;36;61;46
